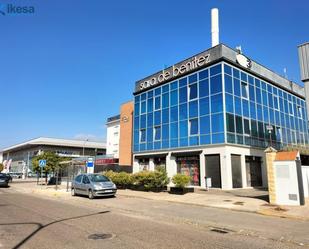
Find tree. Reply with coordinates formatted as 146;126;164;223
0;163;3;172
32;151;69;180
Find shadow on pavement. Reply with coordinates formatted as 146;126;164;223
0;210;110;249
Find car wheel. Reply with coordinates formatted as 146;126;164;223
88;190;94;199
71;188;76;196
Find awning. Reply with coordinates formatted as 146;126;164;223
171;150;202;157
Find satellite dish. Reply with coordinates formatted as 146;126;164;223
236;54;252;69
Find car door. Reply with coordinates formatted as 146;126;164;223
81;175;90;195
74;175;83;194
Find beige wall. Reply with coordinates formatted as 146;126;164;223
119;101;134;166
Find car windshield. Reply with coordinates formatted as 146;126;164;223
89;175;109;182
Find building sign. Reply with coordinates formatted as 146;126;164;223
95;158;118;165
137;51;211;92
236;54;252;69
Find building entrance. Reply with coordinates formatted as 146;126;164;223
245;156;262;187
205;154;221;188
231;154;242;188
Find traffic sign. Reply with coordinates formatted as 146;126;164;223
39;159;46;168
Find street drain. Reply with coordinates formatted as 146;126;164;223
88;233;114;240
210;228;229;234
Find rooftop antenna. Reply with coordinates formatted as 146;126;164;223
211;8;219;47
236;46;242;54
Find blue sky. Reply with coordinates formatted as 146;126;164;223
1;0;308;148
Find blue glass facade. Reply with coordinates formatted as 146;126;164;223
133;62;309;153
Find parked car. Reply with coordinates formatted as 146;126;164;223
71;174;117;199
0;173;9;187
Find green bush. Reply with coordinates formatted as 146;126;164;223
132;169;169;190
102;171;132;188
103;168;170;191
172;174;191;188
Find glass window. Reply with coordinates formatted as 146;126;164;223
180;120;188;137
255;87;261;104
199;97;209;116
179;103;188;120
234;78;241;96
211;113;224;133
147;128;153;142
189;74;197;83
235;97;242;115
154;126;161;140
262;91;268;106
179;87;188;103
226;113;235;132
224;64;232;75
273;96;279;110
162;108;169;124
200;115;210;134
199;79;209;97
155;87;161;96
244;118;250;135
147;98;153;112
162;84;169;93
140;129;146;142
162;93;169;108
211;94;223;113
170;90;178;106
189;83;198;100
179;77;187;87
225;75;233;94
225;94;234;113
251;120;258;137
140;114;146;128
134;103;140;117
212;133;224;143
248;75;254;85
170;122;178;139
255;79;261;88
233;68;240;79
147;113;153;127
141;93;146;101
268;93;273;108
210;64;221;76
170;106;178;122
200;135;211;144
141;101;146;113
210;75;222;94
242;99;249;118
189;118;198;135
249;102;256;119
235;116;243;134
134;117;139;130
189;100;198;118
154;111;161;125
171;81;178;90
147;91;153;99
241;72;247;82
155;96;161;110
162;124;169;140
199;69;209;80
135;95;140;103
241;82;248;99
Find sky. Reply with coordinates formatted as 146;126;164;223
1;0;308;149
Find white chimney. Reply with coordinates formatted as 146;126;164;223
211;8;219;47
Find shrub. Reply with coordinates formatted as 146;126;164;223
132;169;169;190
172;174;191;188
102;171;132;188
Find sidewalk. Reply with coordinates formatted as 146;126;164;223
9;181;309;221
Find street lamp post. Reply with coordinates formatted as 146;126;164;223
266;125;273;148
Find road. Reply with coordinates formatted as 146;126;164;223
0;186;308;249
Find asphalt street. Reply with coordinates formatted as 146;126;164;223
0;186;308;249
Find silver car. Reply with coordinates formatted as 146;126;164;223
71;174;117;199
